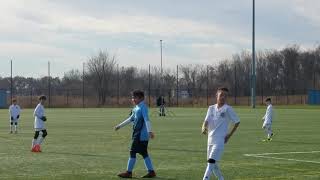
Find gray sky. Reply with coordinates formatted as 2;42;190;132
0;0;319;77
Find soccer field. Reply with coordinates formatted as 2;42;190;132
0;107;319;180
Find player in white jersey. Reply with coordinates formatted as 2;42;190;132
201;87;240;180
262;98;274;141
31;95;48;152
9;99;21;134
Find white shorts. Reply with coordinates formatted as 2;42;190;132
207;143;224;161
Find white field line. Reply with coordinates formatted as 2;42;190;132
244;151;320;164
245;151;320;156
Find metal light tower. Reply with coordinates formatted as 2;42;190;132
10;59;13;103
160;40;163;95
251;0;256;108
48;61;51;108
160;40;163;78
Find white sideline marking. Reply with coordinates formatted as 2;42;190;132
244;151;320;164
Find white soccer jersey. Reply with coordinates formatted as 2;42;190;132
204;104;240;145
34;103;45;129
9;105;21;120
263;104;273;125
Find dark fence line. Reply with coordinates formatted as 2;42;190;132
7;88;309;108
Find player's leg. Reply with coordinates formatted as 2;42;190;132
118;140;138;178
203;145;224;180
263;124;269;138
139;141;156;178
203;145;214;180
14;121;18;133
161;106;166;116
267;124;273;140
32;131;40;149
159;106;162;116
37;129;48;145
10;121;13;133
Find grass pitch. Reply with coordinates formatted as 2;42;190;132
0;106;319;179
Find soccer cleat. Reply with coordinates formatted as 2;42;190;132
31;145;41;153
10;131;13;134
31;146;37;152
262;138;272;142
117;171;132;178
142;171;156;178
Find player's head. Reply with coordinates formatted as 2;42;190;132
265;98;271;105
39;95;47;104
216;87;229;106
12;98;17;105
131;90;144;105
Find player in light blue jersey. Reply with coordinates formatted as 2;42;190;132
115;90;156;178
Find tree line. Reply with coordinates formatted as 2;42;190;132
0;44;319;105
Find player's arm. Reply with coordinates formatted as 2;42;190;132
34;105;45;120
114;113;134;131
225;107;240;143
225;122;240;143
9;106;13;120
202;107;211;135
142;106;154;139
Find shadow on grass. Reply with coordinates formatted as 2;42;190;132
273;140;319;145
46;151;111;158
152;147;204;153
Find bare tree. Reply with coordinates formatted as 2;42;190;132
86;50;117;105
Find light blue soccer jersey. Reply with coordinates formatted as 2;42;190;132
129;101;150;141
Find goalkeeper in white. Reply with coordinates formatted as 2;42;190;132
9;99;21;134
201;87;240;180
262;98;274;141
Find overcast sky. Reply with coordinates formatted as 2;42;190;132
0;0;319;77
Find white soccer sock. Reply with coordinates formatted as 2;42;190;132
14;125;17;132
203;163;213;180
212;163;224;180
38;137;45;145
267;128;272;138
32;139;37;147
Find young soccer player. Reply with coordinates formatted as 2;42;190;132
9;99;21;134
31;95;48;152
114;90;156;178
262;98;274;141
201;87;240;180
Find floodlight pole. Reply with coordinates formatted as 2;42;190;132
148;64;151;105
160;40;163;95
48;61;51;108
82;62;85;108
251;0;256;108
10;59;13;103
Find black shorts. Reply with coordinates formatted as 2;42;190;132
130;140;148;154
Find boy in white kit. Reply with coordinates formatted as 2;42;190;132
201;87;240;180
31;95;48;152
262;98;274;141
9;99;21;134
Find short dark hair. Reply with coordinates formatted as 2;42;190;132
217;87;229;93
265;98;271;102
12;99;17;102
132;90;144;99
39;95;47;100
